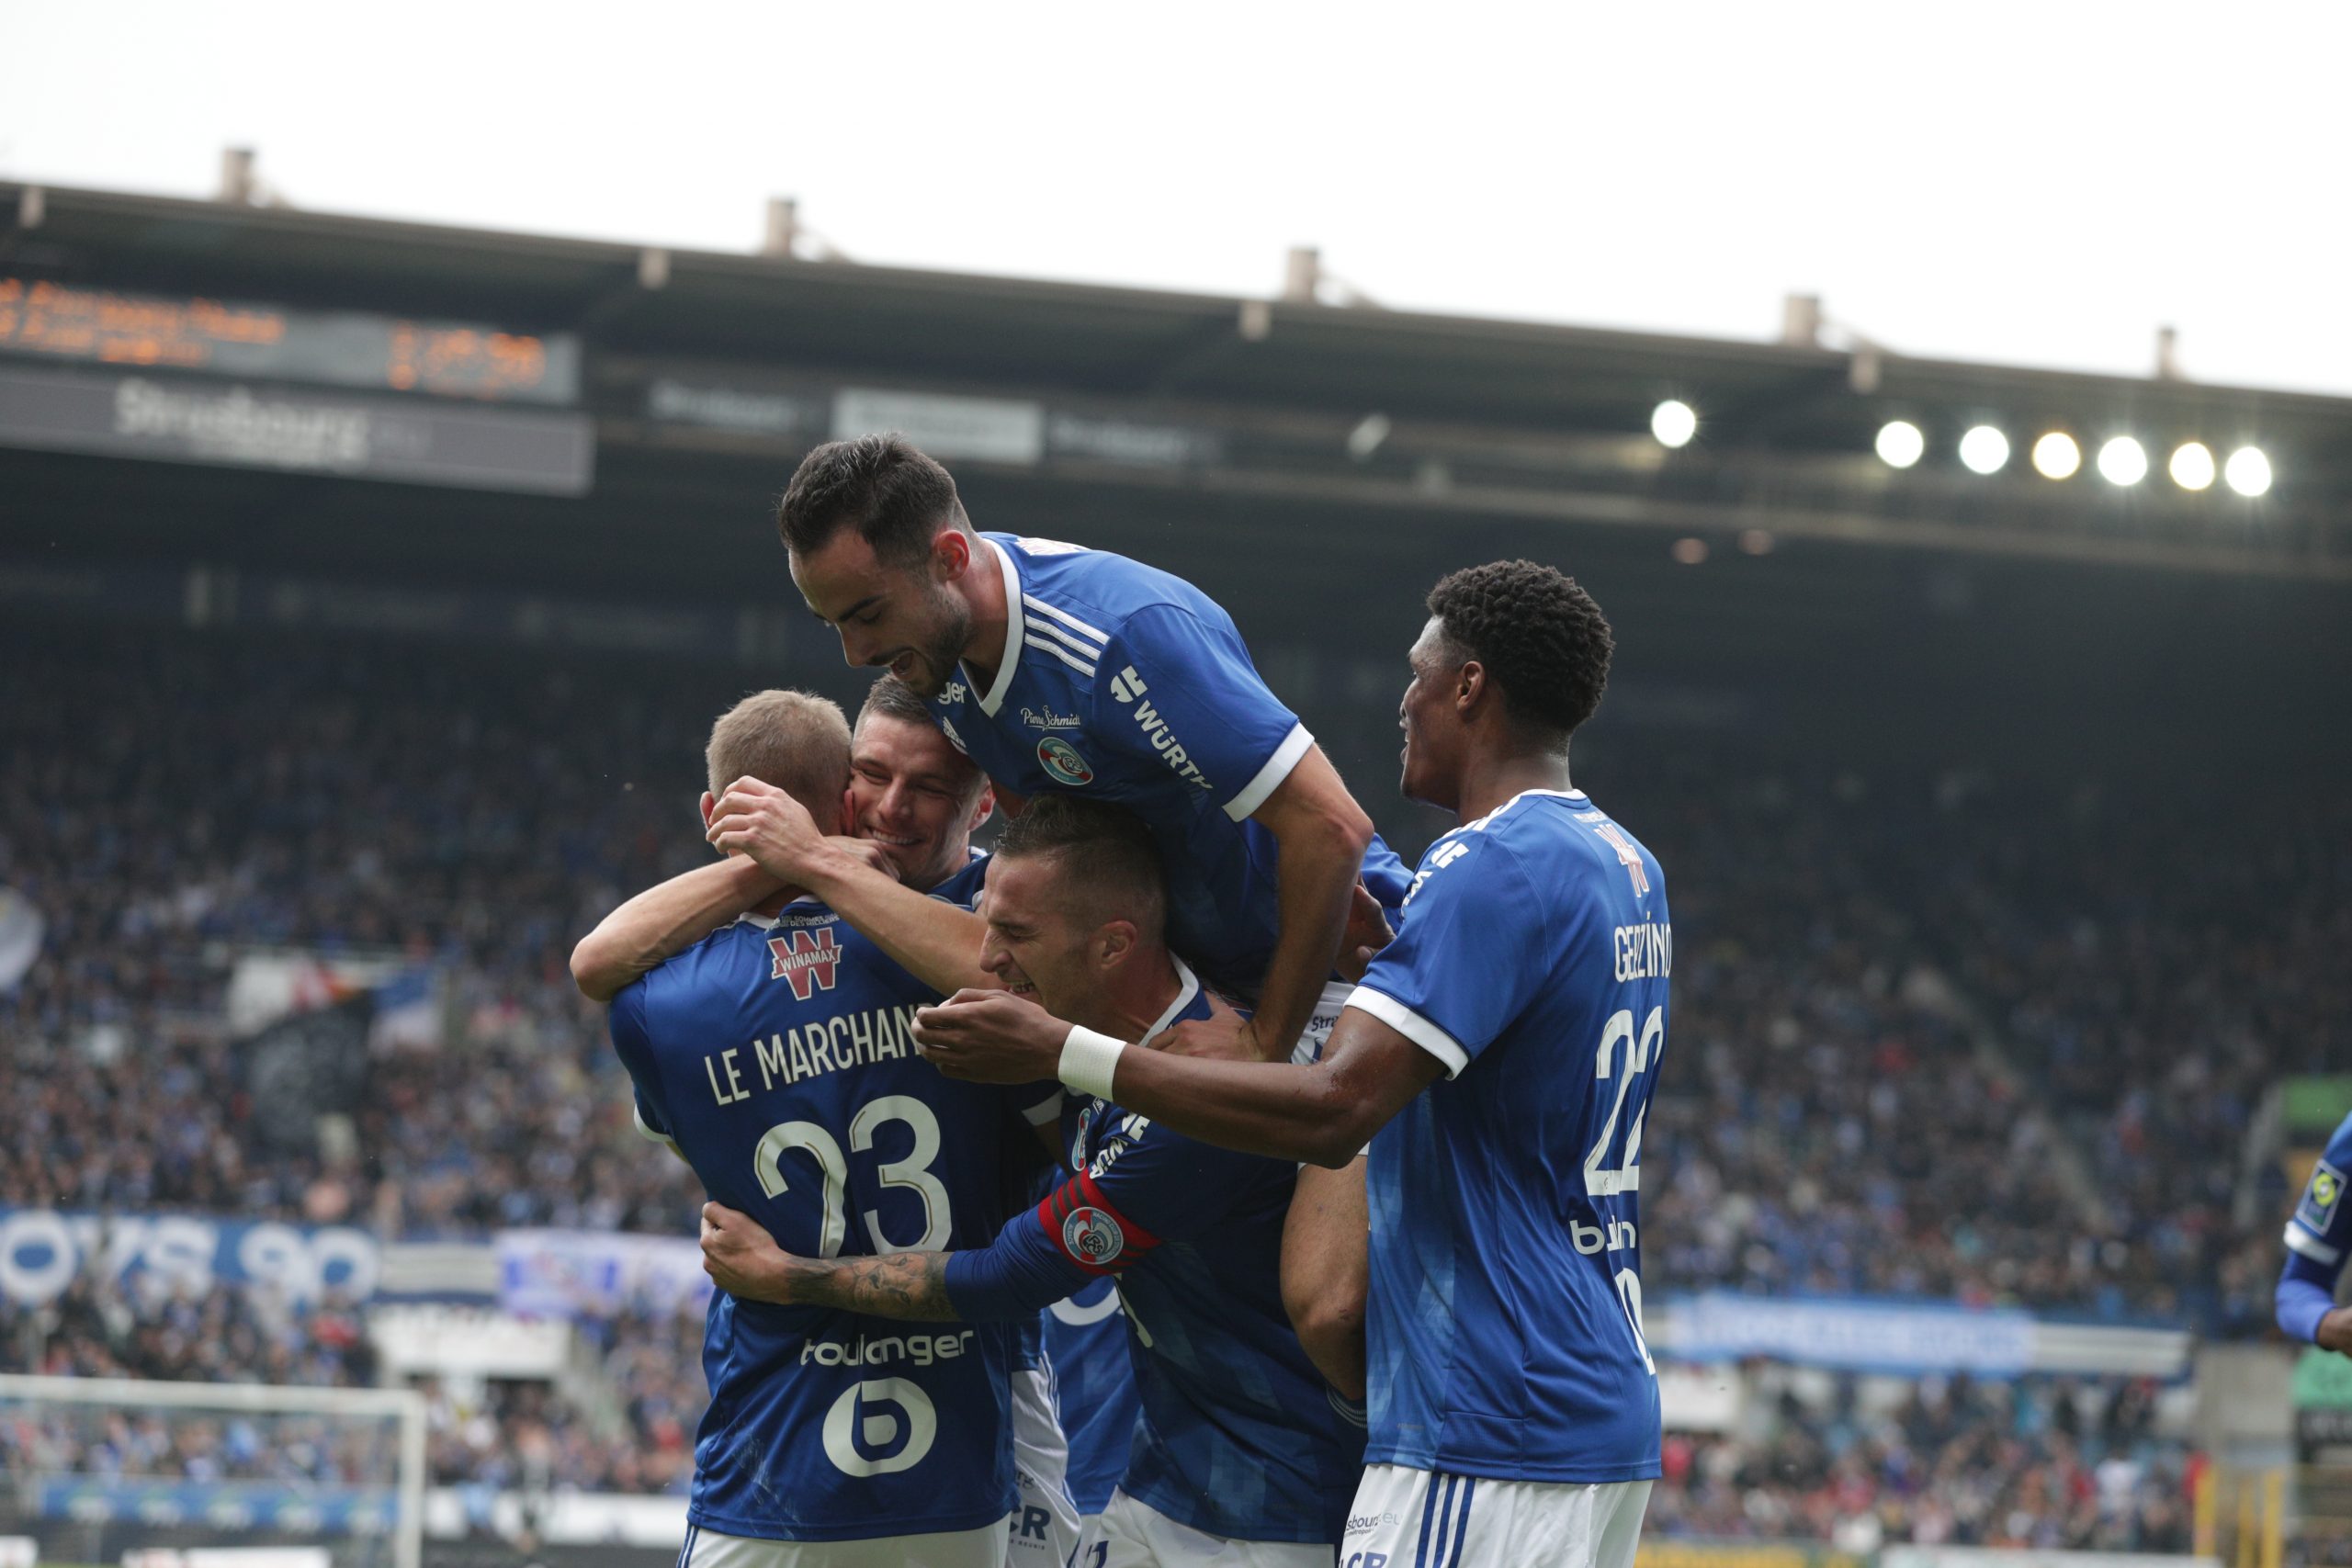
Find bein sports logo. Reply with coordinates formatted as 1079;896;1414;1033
1036;736;1094;787
1060;1206;1125;1268
768;928;843;1000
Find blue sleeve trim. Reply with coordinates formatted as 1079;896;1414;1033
944;1210;1093;1322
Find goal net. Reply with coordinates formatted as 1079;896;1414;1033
0;1374;424;1568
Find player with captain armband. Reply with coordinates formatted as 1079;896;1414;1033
698;795;1367;1568
909;561;1672;1568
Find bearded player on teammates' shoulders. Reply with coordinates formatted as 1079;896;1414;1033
705;434;1408;1392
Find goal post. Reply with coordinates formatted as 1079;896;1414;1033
0;1374;424;1568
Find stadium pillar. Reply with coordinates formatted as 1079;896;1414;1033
765;197;799;258
1283;246;1320;304
219;147;256;205
1781;293;1822;347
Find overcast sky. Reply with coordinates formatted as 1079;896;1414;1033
5;0;2346;395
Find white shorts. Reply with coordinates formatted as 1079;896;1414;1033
1009;1359;1082;1568
1076;1488;1333;1568
1342;1464;1653;1568
682;1519;1002;1568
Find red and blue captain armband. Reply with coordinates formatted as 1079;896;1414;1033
942;1171;1163;1322
1038;1170;1162;1277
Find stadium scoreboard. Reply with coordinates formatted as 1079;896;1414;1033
0;276;581;405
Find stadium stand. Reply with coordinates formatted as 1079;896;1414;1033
2;610;2337;1515
5;177;2350;1561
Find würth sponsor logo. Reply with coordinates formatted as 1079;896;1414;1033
768;928;843;999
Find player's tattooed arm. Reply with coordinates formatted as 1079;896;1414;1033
699;1202;959;1321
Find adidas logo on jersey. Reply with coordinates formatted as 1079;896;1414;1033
768;928;843;999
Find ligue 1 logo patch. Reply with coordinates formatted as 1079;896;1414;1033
2303;1160;2346;1233
1037;736;1094;787
1061;1206;1125;1268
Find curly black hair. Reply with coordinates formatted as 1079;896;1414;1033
1426;559;1614;737
776;434;967;567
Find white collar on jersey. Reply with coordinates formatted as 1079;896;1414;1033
730;893;831;931
1464;786;1589;834
962;536;1112;716
968;537;1024;717
1136;954;1203;1048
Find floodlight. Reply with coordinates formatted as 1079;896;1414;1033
2096;436;2148;486
2224;446;2272;497
1958;426;2009;475
1875;420;1925;468
2168;442;2215;491
1651;400;1697;449
2031;433;2081;479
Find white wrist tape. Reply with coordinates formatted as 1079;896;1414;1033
1058;1025;1127;1100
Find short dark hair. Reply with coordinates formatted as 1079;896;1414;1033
855;672;940;732
854;674;986;804
993;796;1165;939
1426;559;1614;737
777;434;967;567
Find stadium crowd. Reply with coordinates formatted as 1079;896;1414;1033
1647;1372;2195;1552
1;618;2334;1517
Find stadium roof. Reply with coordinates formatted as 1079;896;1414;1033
6;177;2351;581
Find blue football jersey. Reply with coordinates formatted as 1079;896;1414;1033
609;855;1046;1543
2285;1111;2352;1281
929;533;1409;993
945;962;1364;1544
1042;1279;1141;1517
1346;788;1670;1484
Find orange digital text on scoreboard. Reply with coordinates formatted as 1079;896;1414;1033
0;276;287;367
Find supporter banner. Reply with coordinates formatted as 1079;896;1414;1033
1637;1541;1867;1568
1660;1292;2036;1375
33;1478;398;1539
0;1207;379;1308
495;1228;709;1320
0;366;594;494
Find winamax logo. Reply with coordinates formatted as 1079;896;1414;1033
768;928;843;1000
